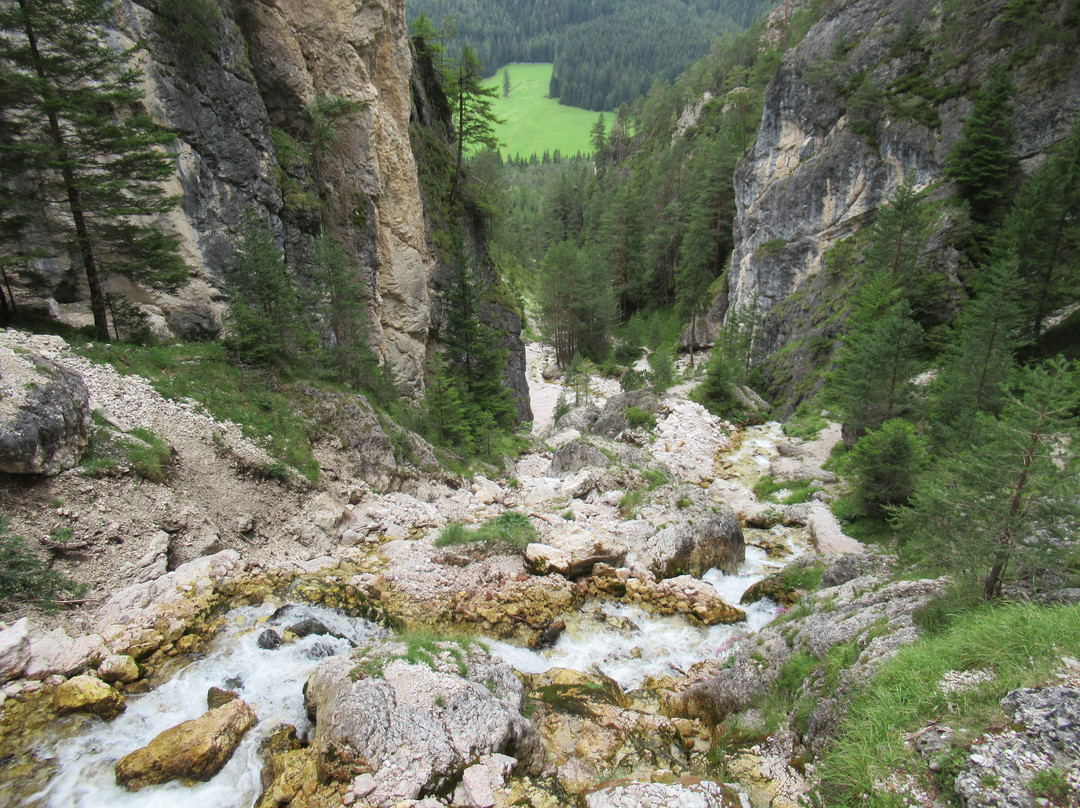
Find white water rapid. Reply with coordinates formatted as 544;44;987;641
22;604;383;808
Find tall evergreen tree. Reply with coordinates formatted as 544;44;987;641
897;358;1080;599
0;0;188;339
945;67;1019;253
447;44;502;202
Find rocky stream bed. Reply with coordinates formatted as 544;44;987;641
2;334;1074;808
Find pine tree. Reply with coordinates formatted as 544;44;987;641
930;256;1024;450
826;299;924;444
447;44;503;202
0;0;188;340
945;67;1019;253
1001;119;1080;345
225;215;310;366
896;358;1080;599
841;419;928;517
312;232;377;390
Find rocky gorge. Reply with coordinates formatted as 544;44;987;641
3;330;1076;808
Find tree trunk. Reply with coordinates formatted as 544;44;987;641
18;0;110;340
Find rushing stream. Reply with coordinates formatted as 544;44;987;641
16;421;806;807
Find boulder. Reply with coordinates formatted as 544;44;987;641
207;686;239;709
552;405;600;434
591;391;660;439
53;674;125;720
549;439;609;475
115;698;258;790
97;654;139;684
24;628;109;679
769;456;837;485
0;618;30;683
451;754;516;808
641;508;745;579
0;350;91;475
525;523;626;579
585;779;735;808
304;640;544;800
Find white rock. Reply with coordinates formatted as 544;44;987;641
0;619;30;683
24;629;109;679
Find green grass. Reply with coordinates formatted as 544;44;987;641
434;511;537;552
817;602;1080;808
75;341;321;482
483;64;612;161
753;473;814;505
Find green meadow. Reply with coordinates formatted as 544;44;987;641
482;63;612;161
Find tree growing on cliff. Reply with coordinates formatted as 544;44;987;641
0;0;188;340
447;44;503;202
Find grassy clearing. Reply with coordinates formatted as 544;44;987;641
817;602;1080;808
75;341;321;482
753;473;814;505
483;63;611;161
435;511;537;552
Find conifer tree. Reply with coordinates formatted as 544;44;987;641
0;0;188;339
946;67;1019;252
896;358;1080;599
826;299;924;444
225;215;310;366
312;232;377;390
447;44;502;202
930;256;1024;449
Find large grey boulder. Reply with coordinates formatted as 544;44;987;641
640;508;745;579
304;639;544;802
591;390;659;439
0;349;91;475
549;439;609;475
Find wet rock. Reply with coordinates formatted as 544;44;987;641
115;698;258;790
207;686;239;709
53;674;126;720
533;621;566;650
549;439;609;475
955;686;1080;808
588;572;745;626
641;508;745;579
0;618;30;683
304;640;544;799
286;617;331;639
257;629;283;650
97;654;139;684
740;574;801;607
584;779;737;808
0;350;91;475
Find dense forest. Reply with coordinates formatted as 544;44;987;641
406;0;774;109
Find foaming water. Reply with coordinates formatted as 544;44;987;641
23;604;382;808
489;538;804;691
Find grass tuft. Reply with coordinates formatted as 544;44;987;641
434;511;537;552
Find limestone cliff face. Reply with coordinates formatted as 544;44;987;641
105;0;449;396
719;0;1080;363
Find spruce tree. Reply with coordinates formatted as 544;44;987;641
945;67;1019;253
0;0;188;339
896;358;1080;599
447;44;503;202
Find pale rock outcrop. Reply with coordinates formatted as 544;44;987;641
0;619;30;683
639;509;745;579
525;521;627;580
954;686;1080;808
585;779;735;808
549;440;609;475
717;0;1080;401
0;349;91;475
97;653;140;684
52;674;126;720
23;629;109;680
304;641;544;802
115;698;258;790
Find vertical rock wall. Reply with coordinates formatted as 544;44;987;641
722;0;1080;358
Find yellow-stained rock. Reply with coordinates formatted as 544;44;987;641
115;698;257;790
52;674;125;720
